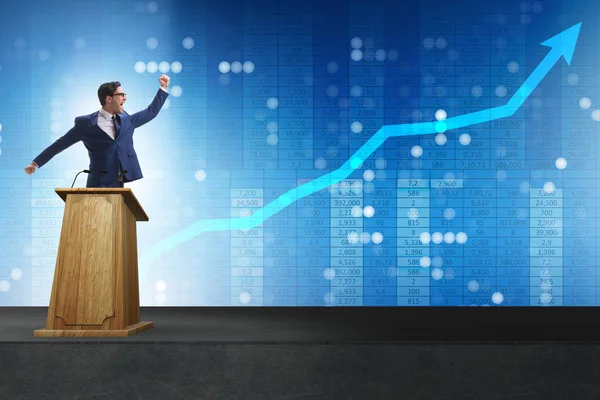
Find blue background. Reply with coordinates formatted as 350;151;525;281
0;0;598;306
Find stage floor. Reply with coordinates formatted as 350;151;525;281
2;306;600;342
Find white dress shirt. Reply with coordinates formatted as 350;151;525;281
98;108;117;140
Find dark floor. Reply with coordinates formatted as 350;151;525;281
3;306;600;342
3;307;600;399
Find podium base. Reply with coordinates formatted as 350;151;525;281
33;321;154;337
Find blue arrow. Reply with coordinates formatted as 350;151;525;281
139;22;582;278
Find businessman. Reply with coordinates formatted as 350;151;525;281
24;75;170;188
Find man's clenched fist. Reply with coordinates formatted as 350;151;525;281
24;162;38;175
159;75;170;89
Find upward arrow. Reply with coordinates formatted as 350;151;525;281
541;22;582;65
138;23;583;280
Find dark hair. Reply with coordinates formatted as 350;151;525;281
97;81;121;105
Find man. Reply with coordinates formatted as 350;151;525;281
24;75;170;188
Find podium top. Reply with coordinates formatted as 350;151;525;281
55;188;149;221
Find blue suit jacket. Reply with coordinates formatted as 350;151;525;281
33;88;169;187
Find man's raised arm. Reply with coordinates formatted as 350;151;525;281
130;75;170;129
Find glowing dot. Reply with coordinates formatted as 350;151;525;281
194;170;207;181
314;158;327;169
456;232;467;244
497;170;507;181
146;37;158;49
492;292;504;305
507;61;519;73
146;61;158;73
171;61;183;73
435;37;447;49
243;61;255;73
540;293;552;305
405;208;418;220
326;86;338;97
543;182;555;194
155;280;167;292
420;232;431;244
146;1;158;13
239;292;252;304
351;86;363;97
324;268;335;280
435;121;447;133
444;232;455;244
0;280;10;292
495;85;507;97
231;61;242;73
411;145;423;158
327;61;339;73
423;37;434;50
159;61;170;73
435;109;447;121
351;121;363;133
183;37;195;49
471;86;483;97
361;232;371;244
372;232;384;244
375;49;386;61
468;280;479;293
351;206;363;217
170;85;182;97
348;231;360;244
74;37;86;49
435;133;447;146
592;110;600;121
444;208;455;220
351;50;363;61
432;232;443;244
267;133;278;145
10;268;22;281
431;268;444;280
555;157;567;170
580;97;591;109
266;98;279;110
267;121;278;134
459;133;471;146
134;61;146;73
363;170;375;181
363;206;375;218
351;37;363;49
420;257;431;268
568;73;579;85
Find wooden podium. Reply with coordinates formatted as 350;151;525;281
34;188;153;337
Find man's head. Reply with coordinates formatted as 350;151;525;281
98;81;126;114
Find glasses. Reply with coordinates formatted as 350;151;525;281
111;93;126;98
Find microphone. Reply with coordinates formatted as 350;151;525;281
71;169;108;188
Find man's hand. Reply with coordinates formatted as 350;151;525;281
159;75;170;89
24;162;38;175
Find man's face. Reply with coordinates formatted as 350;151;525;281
107;87;126;114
